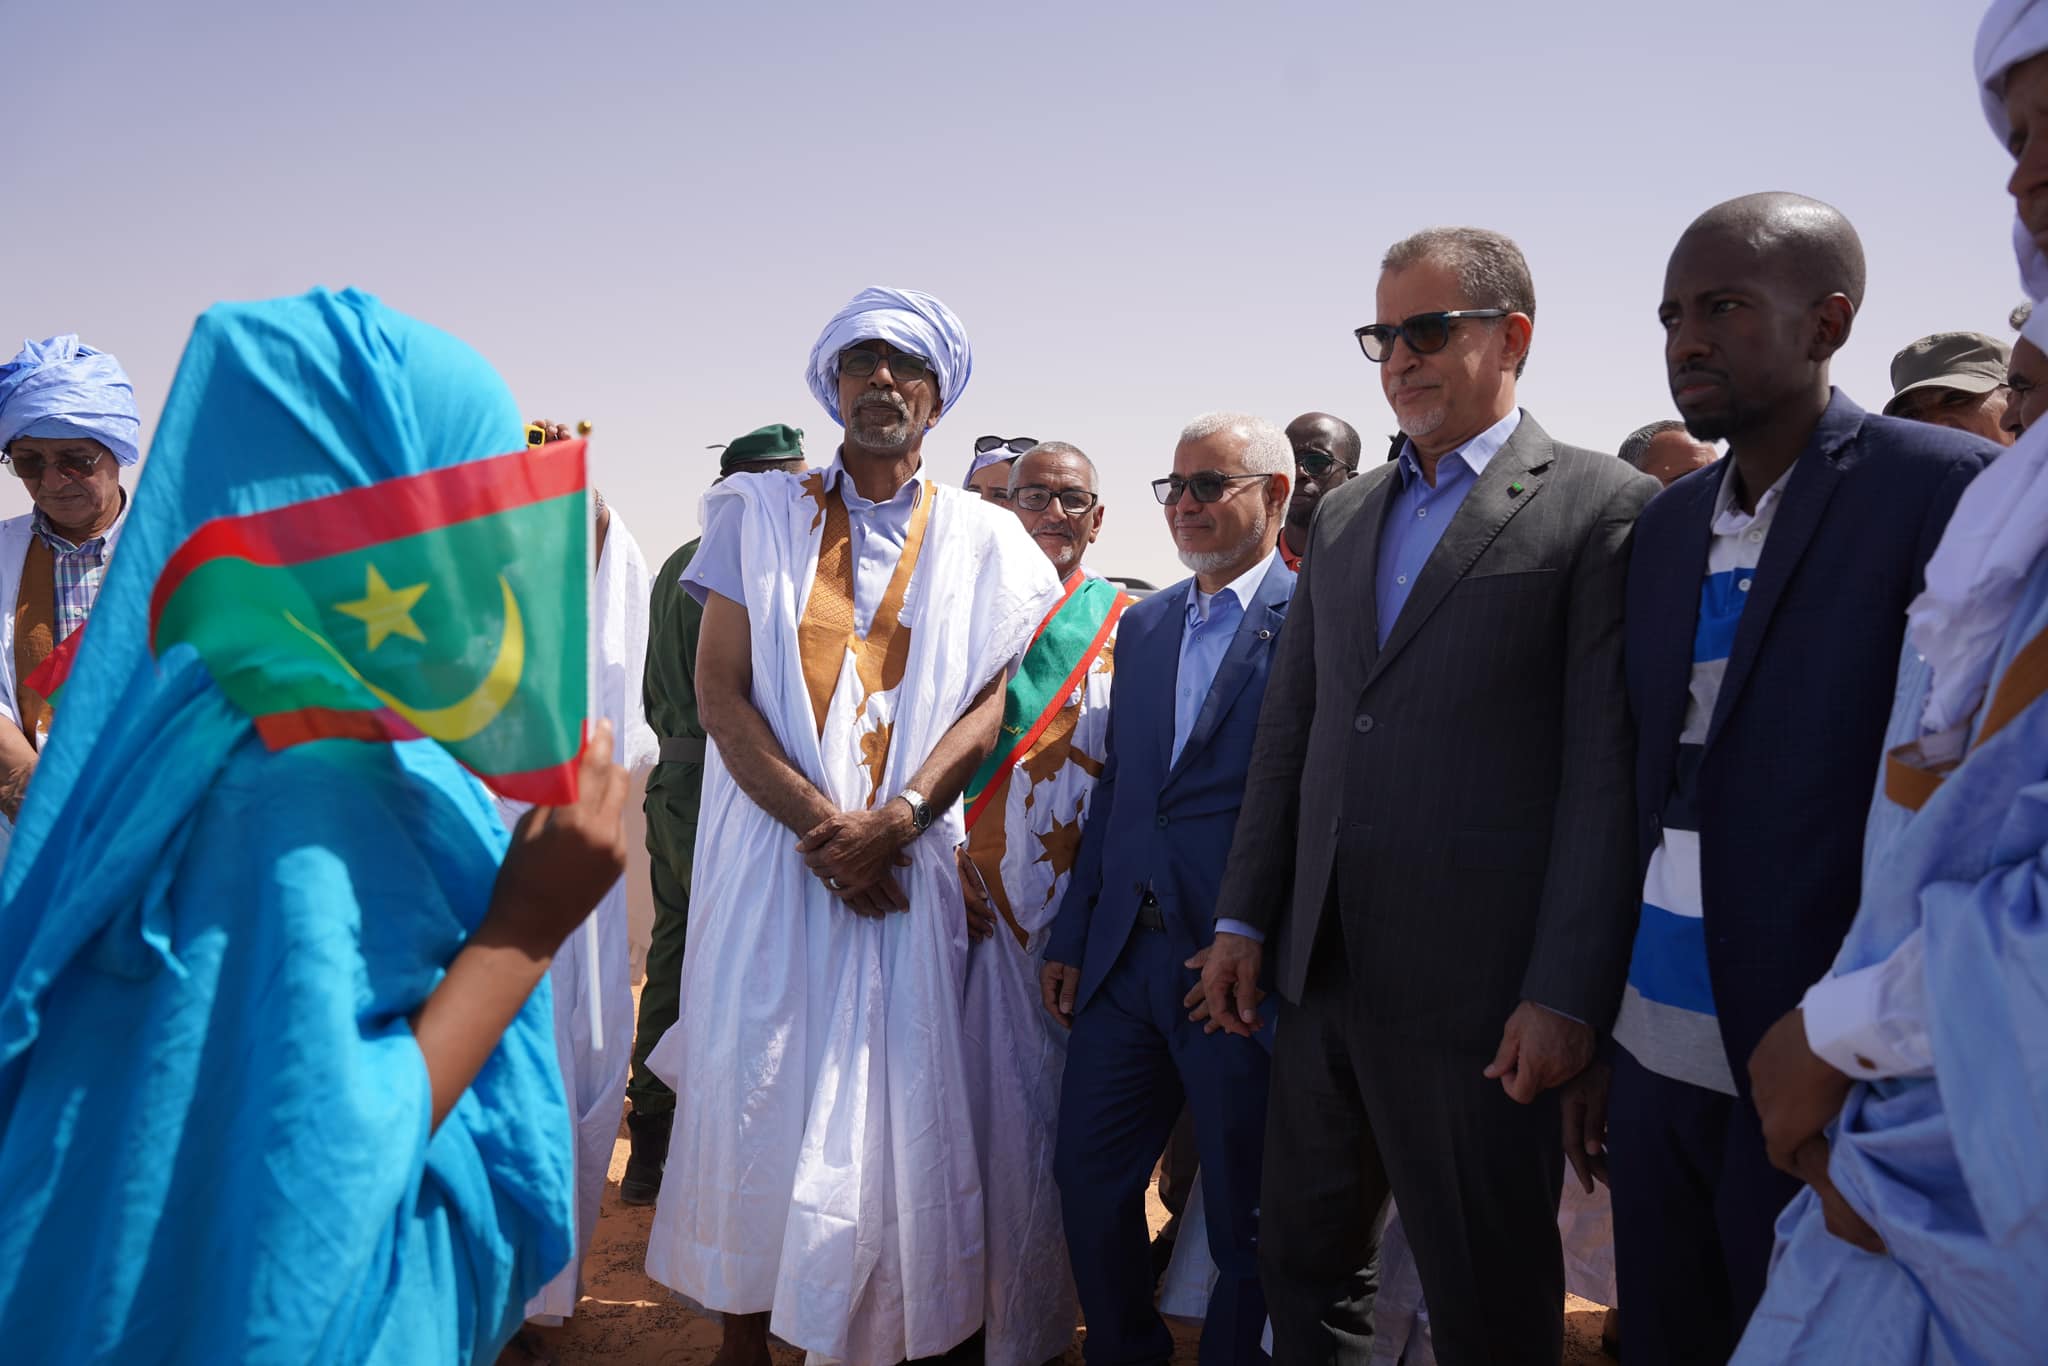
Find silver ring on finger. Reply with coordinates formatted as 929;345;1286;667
827;876;845;891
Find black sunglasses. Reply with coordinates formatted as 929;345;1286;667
1295;452;1356;478
1151;471;1270;505
1354;309;1509;363
975;435;1038;456
1;446;106;482
1012;485;1100;514
839;346;935;384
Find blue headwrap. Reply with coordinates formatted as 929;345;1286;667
0;290;573;1364
0;335;142;466
805;285;973;425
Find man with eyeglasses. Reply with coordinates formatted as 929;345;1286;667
953;439;1133;1366
966;433;1036;504
1281;412;1362;571
643;287;1061;1366
0;335;142;844
1044;412;1293;1366
1201;226;1657;1364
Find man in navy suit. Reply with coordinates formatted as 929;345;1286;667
1563;192;1993;1363
1043;411;1296;1366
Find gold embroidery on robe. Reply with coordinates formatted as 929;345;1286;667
794;478;934;745
860;722;895;810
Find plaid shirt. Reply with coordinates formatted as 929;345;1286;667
31;502;122;644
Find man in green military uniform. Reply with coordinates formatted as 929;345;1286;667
623;423;808;1204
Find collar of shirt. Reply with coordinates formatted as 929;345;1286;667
1186;547;1279;626
1393;408;1524;492
824;446;925;514
30;489;128;559
1710;457;1795;536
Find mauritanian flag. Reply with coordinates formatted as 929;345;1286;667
21;624;83;709
148;440;590;804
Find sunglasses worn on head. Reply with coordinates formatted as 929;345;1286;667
975;434;1038;456
839;346;935;384
1151;471;1269;505
2;447;106;482
1354;309;1509;363
1012;485;1099;514
1295;452;1356;477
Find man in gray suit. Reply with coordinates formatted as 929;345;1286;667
1201;227;1656;1365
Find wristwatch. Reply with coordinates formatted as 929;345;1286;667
898;787;935;834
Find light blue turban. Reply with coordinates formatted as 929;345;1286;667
1980;0;2048;333
805;286;973;426
0;335;142;466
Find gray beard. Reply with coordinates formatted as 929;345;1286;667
1178;506;1268;575
849;403;916;453
1395;402;1446;439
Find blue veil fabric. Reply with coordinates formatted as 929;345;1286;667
0;289;573;1363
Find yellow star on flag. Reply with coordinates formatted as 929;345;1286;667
334;563;430;652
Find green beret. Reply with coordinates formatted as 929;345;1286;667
721;423;805;472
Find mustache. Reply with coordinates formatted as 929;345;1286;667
1671;365;1727;386
1386;376;1438;395
854;393;909;419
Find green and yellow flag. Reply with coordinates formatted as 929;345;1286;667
148;439;589;803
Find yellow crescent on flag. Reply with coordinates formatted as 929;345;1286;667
284;575;526;742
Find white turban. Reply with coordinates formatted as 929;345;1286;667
0;335;142;466
805;286;973;426
1904;0;2048;735
1979;0;2048;345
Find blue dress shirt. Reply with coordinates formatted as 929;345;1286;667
1374;410;1522;646
683;449;919;633
1171;550;1279;767
1180;551;1279;946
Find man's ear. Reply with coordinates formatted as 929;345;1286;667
1501;313;1535;374
1810;294;1855;363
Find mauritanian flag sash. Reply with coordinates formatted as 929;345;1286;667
146;440;590;804
962;572;1128;832
20;619;82;715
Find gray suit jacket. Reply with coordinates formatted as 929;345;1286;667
1215;411;1656;1047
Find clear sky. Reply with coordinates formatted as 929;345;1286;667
5;0;2019;587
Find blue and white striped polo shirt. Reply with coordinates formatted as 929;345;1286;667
1612;460;1792;1094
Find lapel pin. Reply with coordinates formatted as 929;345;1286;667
1257;628;1272;640
1508;481;1525;496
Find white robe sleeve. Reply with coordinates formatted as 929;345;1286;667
1801;929;1934;1080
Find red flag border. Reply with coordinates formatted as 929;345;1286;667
253;706;584;805
149;439;586;649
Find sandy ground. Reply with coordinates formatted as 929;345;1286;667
509;1110;1613;1366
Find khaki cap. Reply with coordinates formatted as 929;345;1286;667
1885;331;2012;414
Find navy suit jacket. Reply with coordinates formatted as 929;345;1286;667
1623;389;1989;1079
1046;555;1297;1015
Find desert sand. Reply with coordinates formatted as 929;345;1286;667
503;1108;1613;1366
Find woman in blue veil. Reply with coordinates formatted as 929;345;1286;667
0;289;626;1364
